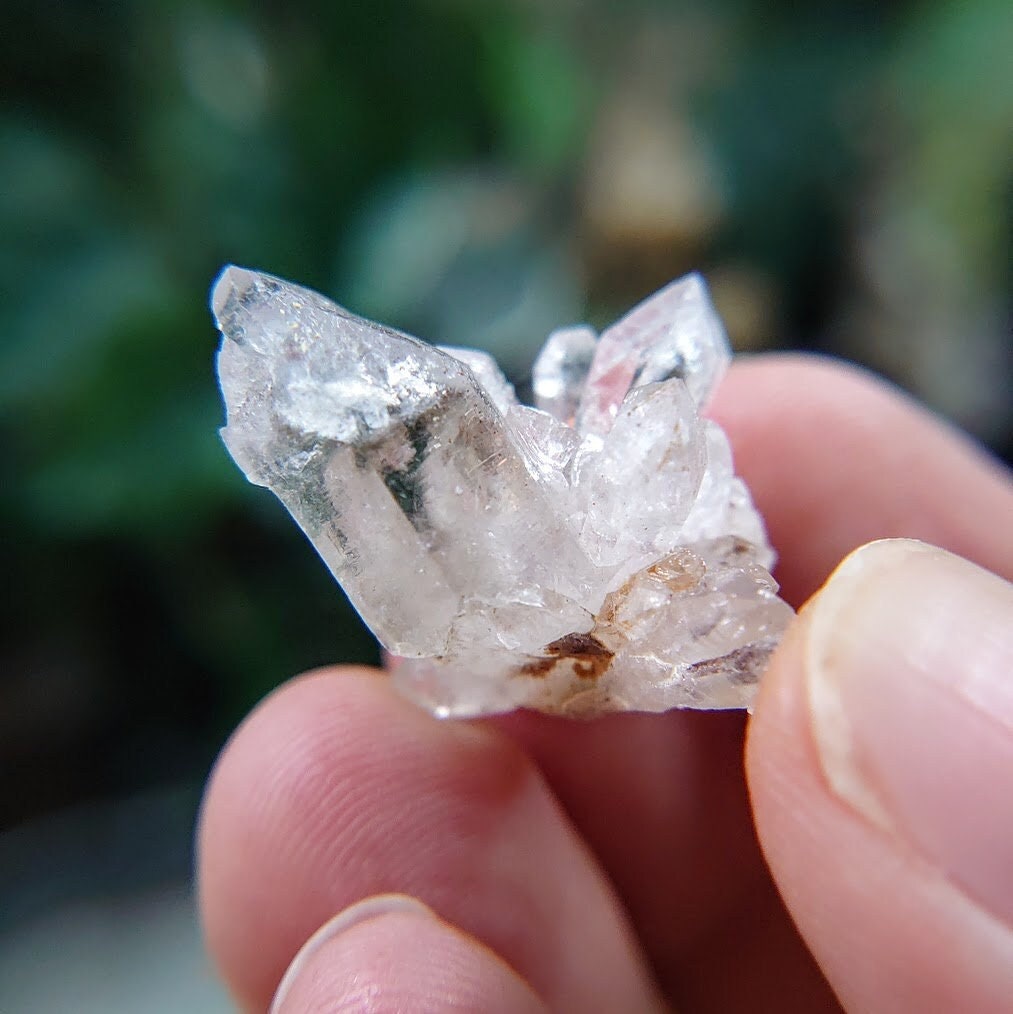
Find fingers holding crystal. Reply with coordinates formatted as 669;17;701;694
197;667;664;1012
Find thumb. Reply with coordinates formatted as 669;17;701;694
269;895;548;1013
747;538;1013;1012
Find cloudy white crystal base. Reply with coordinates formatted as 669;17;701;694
212;265;793;718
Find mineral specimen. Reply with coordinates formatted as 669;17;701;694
213;266;793;717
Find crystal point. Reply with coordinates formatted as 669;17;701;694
576;273;731;435
213;266;792;717
533;325;598;424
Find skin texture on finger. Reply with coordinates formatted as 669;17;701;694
746;547;1013;1011
489;709;837;1012
272;906;549;1014
486;356;1011;1007
198;668;664;1013
710;354;1013;607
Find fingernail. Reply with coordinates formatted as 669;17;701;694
270;894;435;1013
805;539;1013;926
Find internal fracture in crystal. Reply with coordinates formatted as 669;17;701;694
213;266;793;717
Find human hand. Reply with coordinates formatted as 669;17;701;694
198;356;1013;1012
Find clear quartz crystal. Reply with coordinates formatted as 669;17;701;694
533;325;598;424
213;265;793;717
576;273;731;435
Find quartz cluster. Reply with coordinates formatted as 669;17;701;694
213;266;793;717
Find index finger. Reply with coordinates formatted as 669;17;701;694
709;353;1012;607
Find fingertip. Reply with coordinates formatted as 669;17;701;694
747;542;1013;1011
272;899;548;1014
803;541;1013;923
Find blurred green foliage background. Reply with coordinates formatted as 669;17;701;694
1;0;1010;842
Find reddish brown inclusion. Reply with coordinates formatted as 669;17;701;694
519;632;614;681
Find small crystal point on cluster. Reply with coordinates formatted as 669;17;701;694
212;266;793;717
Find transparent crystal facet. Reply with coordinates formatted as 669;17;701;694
213;265;792;717
533;324;598;424
576;272;731;435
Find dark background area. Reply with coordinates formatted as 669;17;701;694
0;2;1009;992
